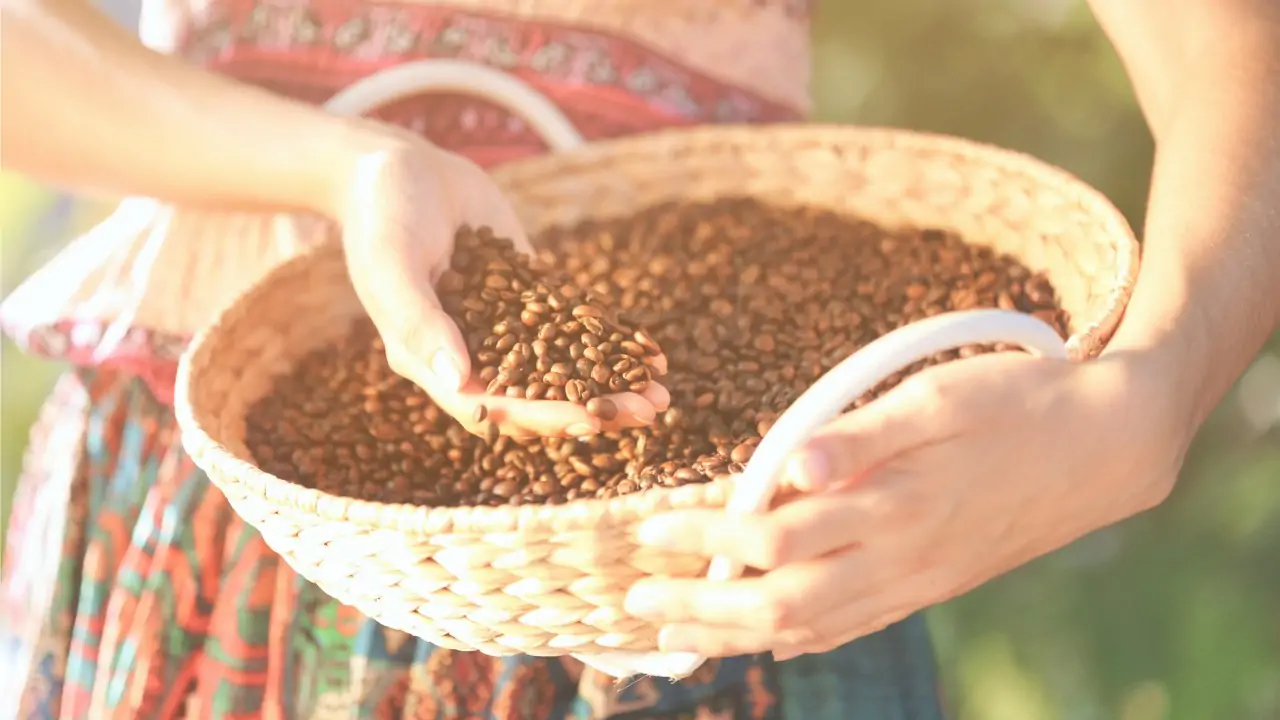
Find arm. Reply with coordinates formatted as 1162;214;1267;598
0;0;392;215
618;3;1280;653
0;0;669;434
1088;0;1280;435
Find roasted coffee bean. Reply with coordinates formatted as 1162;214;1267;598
247;198;1070;508
435;225;660;406
565;379;587;403
730;441;756;464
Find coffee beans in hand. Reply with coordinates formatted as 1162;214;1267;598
437;225;660;415
246;198;1070;508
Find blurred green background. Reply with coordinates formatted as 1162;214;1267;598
2;1;1278;718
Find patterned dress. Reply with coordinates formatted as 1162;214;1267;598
0;1;946;718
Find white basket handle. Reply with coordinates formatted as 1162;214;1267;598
589;309;1070;679
323;59;585;153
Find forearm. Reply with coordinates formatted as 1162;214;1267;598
1096;7;1280;432
0;0;391;215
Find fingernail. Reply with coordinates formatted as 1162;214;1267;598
786;449;829;492
566;422;599;437
632;405;657;424
658;626;695;653
635;516;680;548
773;649;801;663
624;587;664;618
430;349;465;391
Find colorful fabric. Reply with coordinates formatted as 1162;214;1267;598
2;370;945;719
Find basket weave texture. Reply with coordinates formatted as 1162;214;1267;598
176;125;1139;657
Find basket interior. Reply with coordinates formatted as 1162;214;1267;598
189;245;364;469
492;126;1135;345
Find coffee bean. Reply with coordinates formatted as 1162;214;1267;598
634;329;662;356
590;364;612;384
433;225;659;406
247;199;1070;508
565;379;587;403
730;442;755;464
673;468;702;483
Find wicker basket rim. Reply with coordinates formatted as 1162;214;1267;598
176;123;1140;537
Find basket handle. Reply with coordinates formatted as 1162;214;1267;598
322;59;586;152
620;309;1070;679
709;308;1069;577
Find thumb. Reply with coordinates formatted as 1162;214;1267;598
783;376;947;492
347;240;472;395
380;296;471;396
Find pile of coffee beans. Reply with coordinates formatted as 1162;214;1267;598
437;226;659;416
246;198;1070;507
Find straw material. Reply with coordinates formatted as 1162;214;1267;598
176;124;1139;656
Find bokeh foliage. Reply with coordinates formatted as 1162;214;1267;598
2;1;1278;718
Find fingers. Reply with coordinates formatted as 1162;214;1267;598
783;375;954;492
380;315;470;394
625;547;930;658
659;591;917;659
625;561;830;637
626;546;909;638
639;381;671;412
437;390;601;438
645;352;669;377
439;384;671;438
632;489;883;569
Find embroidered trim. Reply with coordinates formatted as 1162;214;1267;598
180;1;801;126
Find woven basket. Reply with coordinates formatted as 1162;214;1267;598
175;125;1139;661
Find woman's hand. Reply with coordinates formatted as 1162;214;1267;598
622;349;1188;659
338;132;668;437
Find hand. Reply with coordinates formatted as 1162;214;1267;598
622;350;1188;659
336;130;669;437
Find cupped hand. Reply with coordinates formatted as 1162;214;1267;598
622;350;1188;659
336;132;668;437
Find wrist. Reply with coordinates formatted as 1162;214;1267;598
1105;283;1221;444
1080;344;1195;508
309;117;419;220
